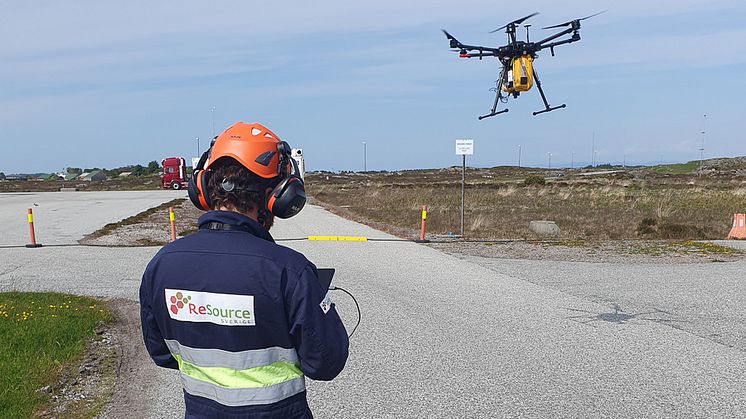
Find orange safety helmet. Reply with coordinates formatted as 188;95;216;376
188;122;306;219
205;122;288;178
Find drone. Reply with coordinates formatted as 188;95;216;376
443;11;603;120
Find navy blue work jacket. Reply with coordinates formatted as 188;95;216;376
140;211;349;418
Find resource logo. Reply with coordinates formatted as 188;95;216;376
169;291;191;315
165;289;256;327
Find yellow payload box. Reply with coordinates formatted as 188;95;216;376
503;55;533;93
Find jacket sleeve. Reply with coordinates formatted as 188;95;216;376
139;260;178;370
286;262;349;381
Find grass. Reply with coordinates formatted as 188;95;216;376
629;240;739;257
0;292;112;418
306;170;746;241
648;161;700;174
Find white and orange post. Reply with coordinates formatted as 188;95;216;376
26;208;42;248
418;205;428;242
169;207;177;242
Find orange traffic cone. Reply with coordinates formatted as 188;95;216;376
727;213;746;239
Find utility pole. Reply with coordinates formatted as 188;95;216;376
548;152;552;170
211;106;216;138
518;144;522;169
699;113;707;173
362;141;367;172
571;151;575;169
196;137;200;157
591;131;596;167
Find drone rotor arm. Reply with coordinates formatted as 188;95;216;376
534;33;580;54
533;27;575;47
459;51;500;58
442;30;499;53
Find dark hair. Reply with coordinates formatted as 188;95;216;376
207;158;267;212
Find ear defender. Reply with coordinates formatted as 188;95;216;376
267;176;306;219
188;150;213;210
266;154;306;218
188;169;213;210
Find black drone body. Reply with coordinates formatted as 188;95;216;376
443;12;602;120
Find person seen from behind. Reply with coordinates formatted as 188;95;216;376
139;122;349;418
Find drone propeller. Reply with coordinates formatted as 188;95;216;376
442;29;462;49
541;11;606;29
489;12;539;33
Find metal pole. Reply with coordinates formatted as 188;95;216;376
196;137;200;156
699;113;707;173
592;132;595;167
362;141;367;172
518;145;522;168
211;106;216;138
548;152;552;170
461;154;465;237
571;151;575;169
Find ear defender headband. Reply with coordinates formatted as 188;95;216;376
188;139;306;219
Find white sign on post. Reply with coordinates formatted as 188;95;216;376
455;139;474;155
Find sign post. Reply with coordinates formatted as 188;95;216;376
455;139;474;237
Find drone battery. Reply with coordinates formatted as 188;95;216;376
511;55;533;92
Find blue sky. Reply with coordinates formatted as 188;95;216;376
1;0;745;173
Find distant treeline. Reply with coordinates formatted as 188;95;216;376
2;161;162;180
65;160;160;178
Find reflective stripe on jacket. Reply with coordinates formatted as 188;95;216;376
167;340;305;406
140;211;349;417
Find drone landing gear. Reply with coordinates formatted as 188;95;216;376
531;68;566;116
479;67;509;120
479;109;508;120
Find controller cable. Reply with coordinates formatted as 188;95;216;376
329;286;361;339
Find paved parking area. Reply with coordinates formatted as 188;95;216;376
0;190;185;245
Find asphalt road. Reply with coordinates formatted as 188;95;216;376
1;192;745;417
0;190;185;245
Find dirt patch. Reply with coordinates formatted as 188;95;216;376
97;299;169;418
32;299;169;418
429;239;744;264
80;199;202;247
33;325;116;418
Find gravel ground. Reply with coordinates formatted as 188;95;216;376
429;239;744;264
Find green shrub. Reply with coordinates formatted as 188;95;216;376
523;175;546;186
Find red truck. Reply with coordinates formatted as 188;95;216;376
161;157;189;190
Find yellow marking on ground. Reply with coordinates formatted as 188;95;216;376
308;236;368;242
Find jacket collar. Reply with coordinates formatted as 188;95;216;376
198;210;275;243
